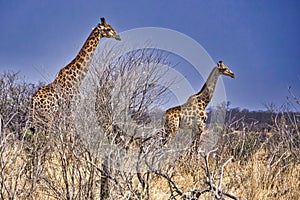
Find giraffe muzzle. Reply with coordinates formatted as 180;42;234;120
114;34;121;41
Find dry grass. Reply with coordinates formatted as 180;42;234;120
1;126;299;200
146;148;299;200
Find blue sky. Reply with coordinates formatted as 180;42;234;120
0;0;299;110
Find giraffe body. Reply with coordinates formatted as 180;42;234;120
163;61;235;144
31;18;120;131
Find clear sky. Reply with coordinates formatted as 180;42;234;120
0;0;299;110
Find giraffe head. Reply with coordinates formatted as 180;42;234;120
217;61;235;78
97;17;121;40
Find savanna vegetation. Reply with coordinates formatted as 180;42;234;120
0;48;299;199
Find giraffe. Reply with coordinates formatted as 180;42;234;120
30;18;120;132
162;61;235;146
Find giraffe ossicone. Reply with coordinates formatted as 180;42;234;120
31;18;121;132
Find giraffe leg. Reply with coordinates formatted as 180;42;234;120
190;118;206;155
100;155;110;199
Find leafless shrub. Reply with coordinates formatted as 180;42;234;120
143;147;238;200
0;71;42;134
0;71;45;199
264;88;299;163
72;45;174;199
91;47;171;138
31;96;105;199
1;77;104;199
0;128;28;199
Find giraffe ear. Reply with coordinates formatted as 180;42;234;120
100;17;107;25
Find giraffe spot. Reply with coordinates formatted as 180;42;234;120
79;58;84;63
67;82;72;88
80;51;86;56
79;71;84;77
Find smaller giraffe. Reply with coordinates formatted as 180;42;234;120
31;18;120;132
162;61;235;145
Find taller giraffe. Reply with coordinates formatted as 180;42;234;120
31;18;120;132
162;61;235;145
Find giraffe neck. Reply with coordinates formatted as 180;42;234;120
54;27;102;89
195;67;220;107
75;27;102;74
